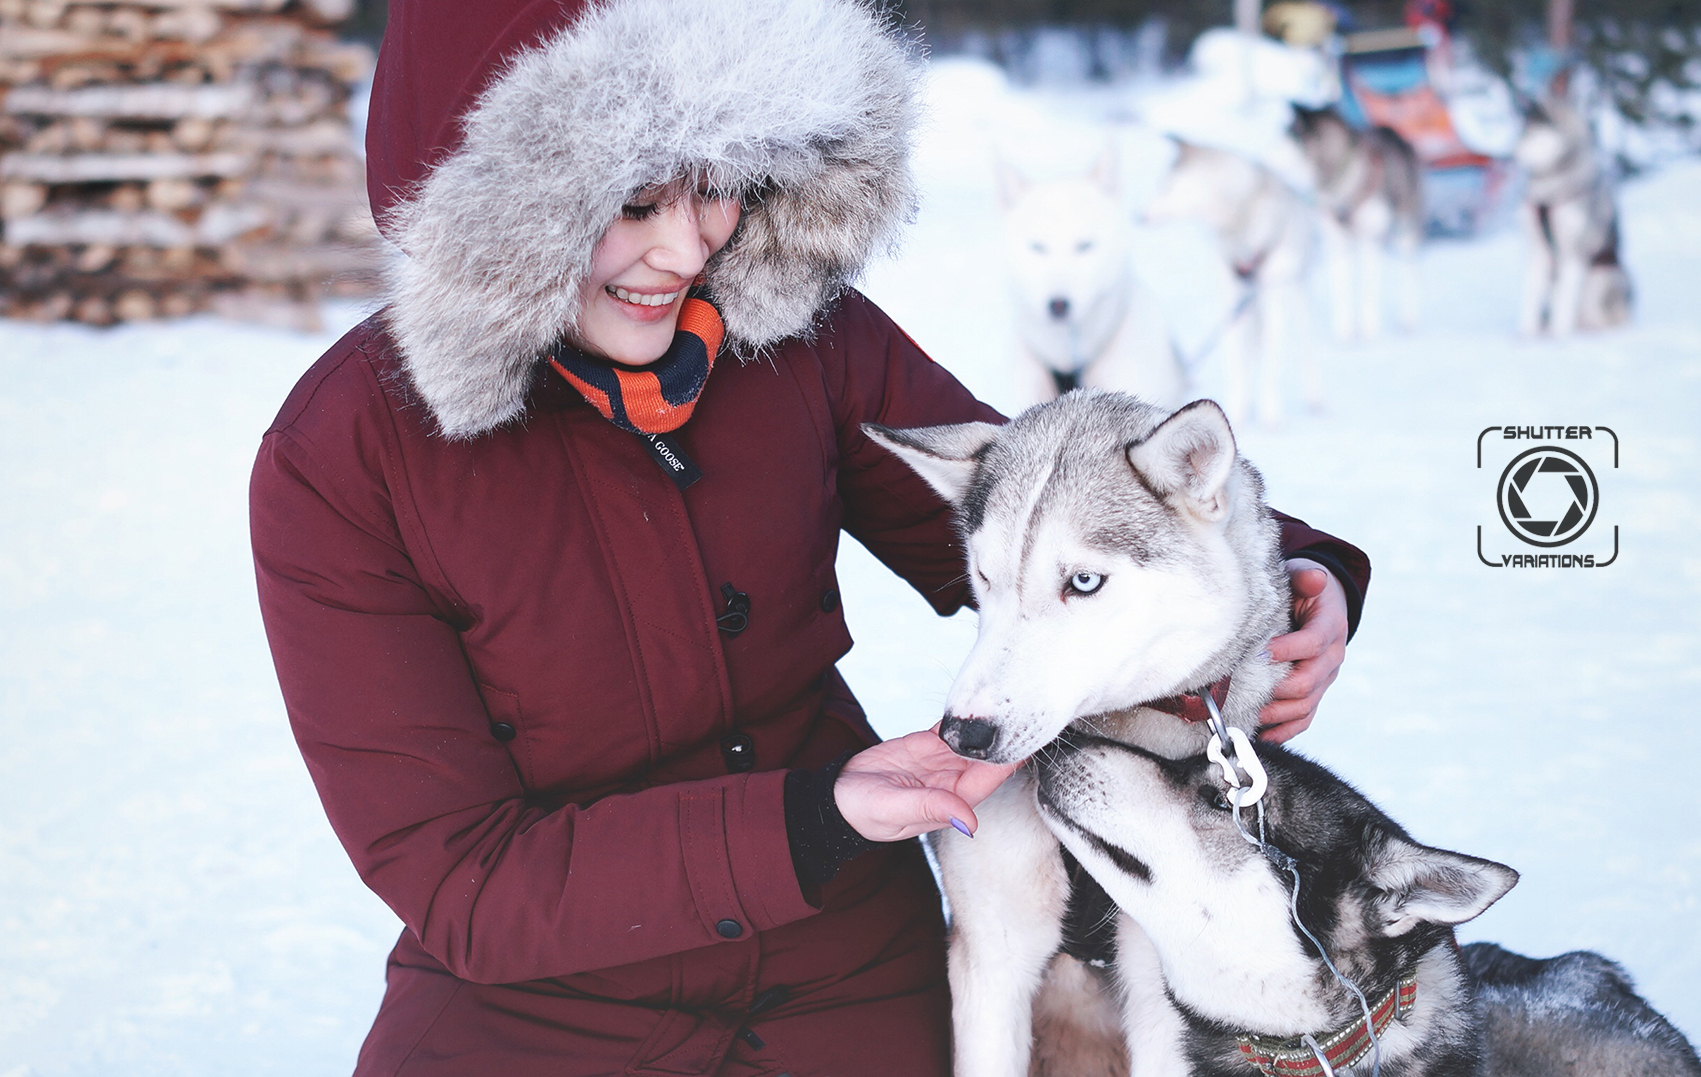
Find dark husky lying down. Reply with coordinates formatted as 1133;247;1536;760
1034;734;1701;1077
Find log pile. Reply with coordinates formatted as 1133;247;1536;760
0;0;382;329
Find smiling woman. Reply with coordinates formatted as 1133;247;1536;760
572;183;743;366
248;1;1369;1074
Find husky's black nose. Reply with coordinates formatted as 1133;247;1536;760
1047;297;1070;320
940;715;998;759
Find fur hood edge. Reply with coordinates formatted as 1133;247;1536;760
382;0;922;439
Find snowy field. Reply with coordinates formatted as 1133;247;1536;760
2;59;1698;1074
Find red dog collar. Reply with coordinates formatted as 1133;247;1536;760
1236;970;1418;1077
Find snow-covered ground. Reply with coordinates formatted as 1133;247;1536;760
2;61;1697;1075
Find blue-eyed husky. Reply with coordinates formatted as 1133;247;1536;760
866;391;1695;1077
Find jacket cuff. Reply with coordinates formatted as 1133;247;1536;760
1274;513;1371;642
705;769;822;937
1285;545;1366;641
784;750;872;904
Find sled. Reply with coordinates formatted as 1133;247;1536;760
1335;27;1515;235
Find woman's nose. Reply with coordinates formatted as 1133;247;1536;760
643;197;715;277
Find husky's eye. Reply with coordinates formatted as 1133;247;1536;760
1066;571;1104;596
1203;786;1233;811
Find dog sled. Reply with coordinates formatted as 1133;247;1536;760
1336;26;1516;235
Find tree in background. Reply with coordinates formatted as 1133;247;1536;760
339;1;1697;150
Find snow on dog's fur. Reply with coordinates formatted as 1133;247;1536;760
865;390;1290;1077
997;154;1186;408
1034;734;1701;1077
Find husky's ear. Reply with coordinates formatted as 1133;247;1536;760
994;158;1029;211
1089;146;1119;198
862;422;1001;504
1367;836;1519;936
1126;400;1237;521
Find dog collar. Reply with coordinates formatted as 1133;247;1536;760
1235;970;1418;1077
1145;676;1232;724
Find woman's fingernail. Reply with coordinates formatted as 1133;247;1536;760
1257;649;1271;662
950;817;973;838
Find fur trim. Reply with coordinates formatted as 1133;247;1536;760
384;0;921;439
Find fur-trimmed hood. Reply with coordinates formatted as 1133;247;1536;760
374;0;922;439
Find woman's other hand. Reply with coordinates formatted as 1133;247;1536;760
835;731;1020;842
1259;558;1349;743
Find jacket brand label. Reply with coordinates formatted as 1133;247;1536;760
638;431;703;490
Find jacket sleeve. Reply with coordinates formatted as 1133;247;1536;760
251;414;819;986
1271;511;1371;640
822;293;1372;631
824;293;1002;615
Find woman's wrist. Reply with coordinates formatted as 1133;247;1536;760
783;751;872;897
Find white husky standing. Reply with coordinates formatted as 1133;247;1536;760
1514;95;1633;337
1143;140;1316;426
1290;104;1424;341
865;391;1291;1077
998;154;1187;408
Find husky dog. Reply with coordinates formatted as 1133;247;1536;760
1290;105;1424;341
1143;141;1316;426
998;155;1187;408
1514;96;1633;337
865;391;1291;1077
1035;734;1701;1077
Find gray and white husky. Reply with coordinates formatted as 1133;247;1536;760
866;390;1291;1077
1514;95;1633;337
1290;105;1424;342
1144;142;1316;426
1035;733;1701;1077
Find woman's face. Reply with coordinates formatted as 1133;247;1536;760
572;183;741;365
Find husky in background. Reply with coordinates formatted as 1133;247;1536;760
1290;104;1424;341
864;391;1290;1077
1036;734;1701;1077
997;154;1187;408
1143;140;1317;426
1514;95;1633;337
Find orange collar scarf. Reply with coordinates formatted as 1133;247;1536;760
549;295;725;434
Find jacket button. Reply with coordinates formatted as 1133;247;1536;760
720;732;755;773
819;588;840;613
716;919;743;939
490;722;517;742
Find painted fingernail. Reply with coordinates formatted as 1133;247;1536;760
1257;649;1271;662
950;817;973;838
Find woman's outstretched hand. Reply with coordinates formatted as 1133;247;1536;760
835;730;1021;842
1259;558;1350;743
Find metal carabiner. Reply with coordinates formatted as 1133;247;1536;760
1203;690;1268;809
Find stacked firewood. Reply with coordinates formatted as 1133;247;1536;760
0;0;382;328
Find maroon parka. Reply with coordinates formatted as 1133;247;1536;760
252;2;1370;1073
252;296;1367;1076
